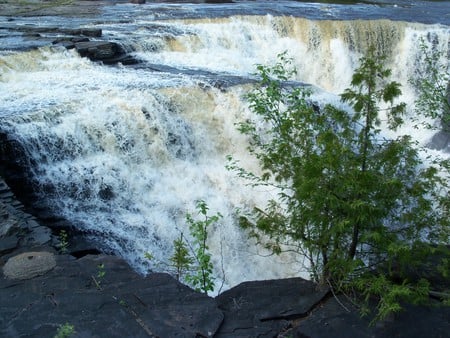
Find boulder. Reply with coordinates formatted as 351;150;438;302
2;251;56;280
73;41;124;61
73;40;138;65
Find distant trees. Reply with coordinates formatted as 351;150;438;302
227;50;449;320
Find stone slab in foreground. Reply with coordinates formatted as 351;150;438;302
215;277;329;337
287;295;450;338
0;254;223;338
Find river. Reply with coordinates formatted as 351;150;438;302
0;0;449;292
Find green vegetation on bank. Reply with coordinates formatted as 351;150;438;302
54;323;75;338
146;200;221;294
184;200;220;294
227;49;449;321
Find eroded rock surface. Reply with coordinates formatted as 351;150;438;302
215;277;329;337
285;295;450;338
0;254;224;338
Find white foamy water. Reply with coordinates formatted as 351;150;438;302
0;15;448;292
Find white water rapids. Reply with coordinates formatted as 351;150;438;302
0;13;449;292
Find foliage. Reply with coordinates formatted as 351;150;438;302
91;263;106;290
184;200;221;294
58;229;69;254
145;200;221;294
54;323;75;338
228;50;449;321
410;37;450;132
170;233;194;282
97;263;106;280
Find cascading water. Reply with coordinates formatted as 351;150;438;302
0;3;449;292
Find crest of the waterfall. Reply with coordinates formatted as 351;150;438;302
0;12;448;292
121;15;449;154
121;16;448;101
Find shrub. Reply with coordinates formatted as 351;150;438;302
228;50;449;321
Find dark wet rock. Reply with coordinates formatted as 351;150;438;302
8;28;137;62
0;236;19;256
72;40;138;64
215;277;329;337
98;184;115;201
0;23;137;64
52;36;90;48
72;28;102;38
124;275;223;337
0;173;448;337
56;231;103;258
0;178;53;253
285;295;450;338
73;40;123;61
429;130;450;152
21;219;52;247
204;0;235;3
0;206;19;238
130;0;146;4
0;133;36;204
0;254;224;338
99;53;139;65
14;26;102;38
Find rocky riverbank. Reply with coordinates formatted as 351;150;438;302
0;0;234;17
1;176;449;337
0;0;116;17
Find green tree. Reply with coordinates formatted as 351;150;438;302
185;200;221;294
228;51;449;320
410;38;450;132
170;233;194;282
144;200;220;294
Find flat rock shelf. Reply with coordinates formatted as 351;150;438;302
1;176;449;337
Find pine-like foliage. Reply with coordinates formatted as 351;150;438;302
228;50;449;321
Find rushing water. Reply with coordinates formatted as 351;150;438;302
0;1;449;292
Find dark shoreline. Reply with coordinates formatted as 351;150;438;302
0;0;231;18
1;173;449;337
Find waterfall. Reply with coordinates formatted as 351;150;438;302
124;16;448;94
0;14;448;292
